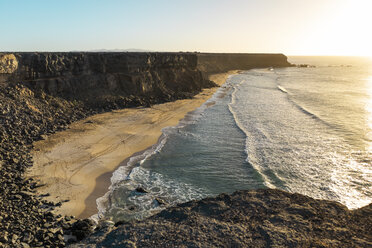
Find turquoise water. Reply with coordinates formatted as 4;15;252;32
96;57;372;222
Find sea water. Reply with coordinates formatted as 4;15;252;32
96;56;372;222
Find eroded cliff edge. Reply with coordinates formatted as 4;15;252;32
71;189;372;247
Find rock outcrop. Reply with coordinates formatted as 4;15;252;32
0;54;18;74
71;189;372;247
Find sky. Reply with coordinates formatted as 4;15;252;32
1;0;371;56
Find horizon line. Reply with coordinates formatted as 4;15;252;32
0;50;371;58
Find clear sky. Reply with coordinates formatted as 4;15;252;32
1;0;371;56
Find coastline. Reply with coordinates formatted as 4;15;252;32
26;71;238;219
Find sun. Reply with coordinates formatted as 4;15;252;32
296;0;372;56
329;0;372;57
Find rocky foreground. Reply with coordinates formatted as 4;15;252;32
0;83;98;247
72;189;371;247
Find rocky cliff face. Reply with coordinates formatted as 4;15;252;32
197;53;292;74
0;52;217;108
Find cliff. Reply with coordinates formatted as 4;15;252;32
0;52;291;108
197;53;292;74
0;52;216;108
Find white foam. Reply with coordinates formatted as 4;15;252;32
94;74;236;221
227;77;276;189
227;68;372;209
277;85;288;93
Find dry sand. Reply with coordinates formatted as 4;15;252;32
27;71;237;219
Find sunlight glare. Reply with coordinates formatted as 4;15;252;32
367;76;372;151
300;0;372;56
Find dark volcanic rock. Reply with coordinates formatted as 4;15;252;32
70;219;95;241
0;83;86;247
72;189;372;248
134;186;148;194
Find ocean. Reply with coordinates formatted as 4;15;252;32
95;56;372;223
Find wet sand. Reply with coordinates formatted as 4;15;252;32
27;71;237;218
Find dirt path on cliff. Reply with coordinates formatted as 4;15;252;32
26;71;237;219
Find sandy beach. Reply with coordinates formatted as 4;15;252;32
26;71;237;219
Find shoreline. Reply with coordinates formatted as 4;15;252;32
26;71;238;219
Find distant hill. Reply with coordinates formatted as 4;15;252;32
86;48;153;52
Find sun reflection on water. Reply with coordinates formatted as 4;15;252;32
367;75;372;152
